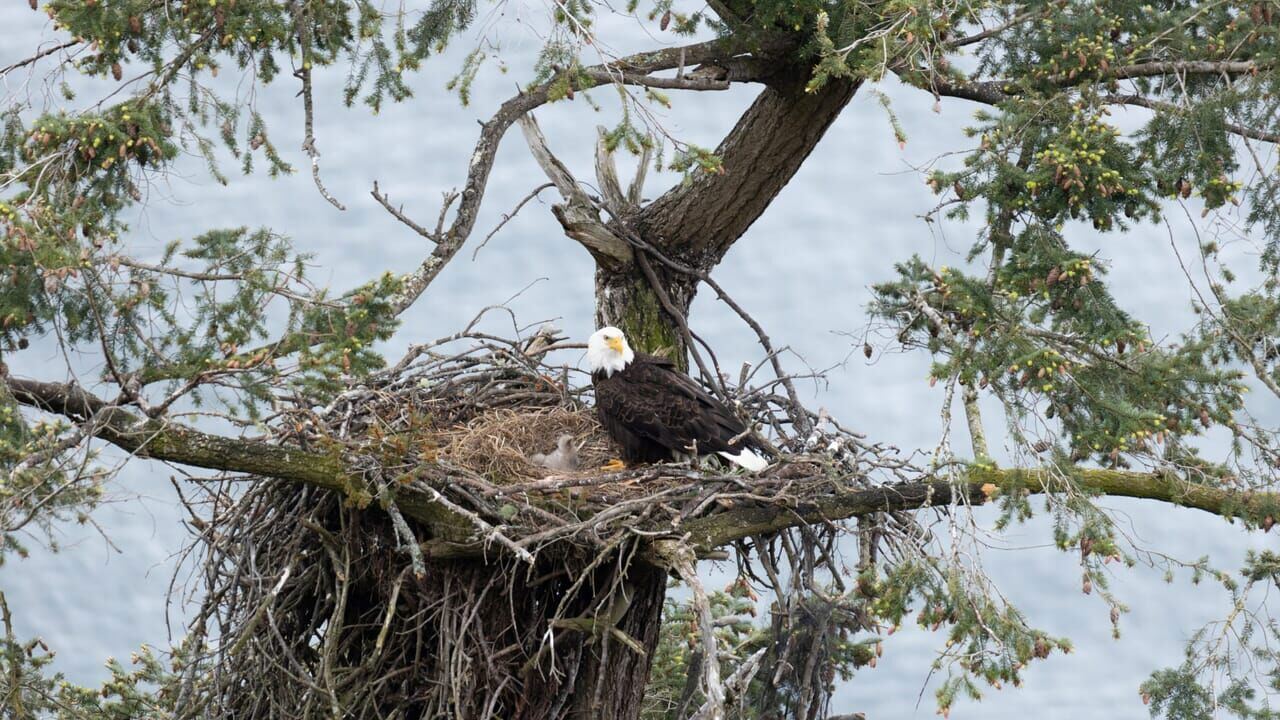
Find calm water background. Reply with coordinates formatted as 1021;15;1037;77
1;4;1276;717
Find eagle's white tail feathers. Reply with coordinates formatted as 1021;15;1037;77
717;448;768;473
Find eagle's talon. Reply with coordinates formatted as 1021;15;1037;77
600;458;627;472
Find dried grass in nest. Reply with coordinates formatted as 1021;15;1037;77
436;406;616;482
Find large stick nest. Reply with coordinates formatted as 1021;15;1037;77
174;324;928;720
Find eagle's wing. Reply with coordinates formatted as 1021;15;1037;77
611;354;753;455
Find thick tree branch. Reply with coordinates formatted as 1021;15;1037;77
12;370;1278;565
582;68;732;91
1099;59;1271;82
4;376;464;532
675;466;1280;555
12;366;1280;563
637;69;860;258
7;377;345;488
916;59;1272;102
430;464;1280;562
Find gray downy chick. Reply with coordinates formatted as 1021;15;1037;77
531;434;580;472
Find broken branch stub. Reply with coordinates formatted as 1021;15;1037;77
518;113;632;266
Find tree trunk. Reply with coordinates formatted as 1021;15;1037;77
595;262;698;360
637;70;859;261
586;68;859;366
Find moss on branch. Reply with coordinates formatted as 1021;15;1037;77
5;376;470;536
678;466;1280;555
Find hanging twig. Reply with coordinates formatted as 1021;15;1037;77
293;1;346;211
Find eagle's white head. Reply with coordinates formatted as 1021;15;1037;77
587;326;634;377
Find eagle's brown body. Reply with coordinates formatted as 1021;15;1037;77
592;352;761;464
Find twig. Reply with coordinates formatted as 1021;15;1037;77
472;182;555;259
0;39;81;77
293;1;345;211
371;181;442;241
408;479;535;563
378;481;428;577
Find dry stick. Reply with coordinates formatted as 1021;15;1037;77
227;562;296;657
408;479;535;563
379;480;428;577
370;181;446;240
659;540;725;720
709;646;768;716
370;569;407;663
292;0;345;211
0;39;80;77
318;517;351;717
472;182;556;259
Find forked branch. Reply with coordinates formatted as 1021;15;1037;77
519;114;633;265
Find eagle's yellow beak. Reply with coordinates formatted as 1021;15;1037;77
606;336;624;353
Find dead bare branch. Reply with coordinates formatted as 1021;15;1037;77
519;113;633;265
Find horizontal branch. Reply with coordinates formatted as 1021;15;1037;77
1101;59;1271;82
909;73;1280;145
8;377;345;487
583;69;730;91
18;377;1273;566
5;376;465;532
675;466;1280;555
938;59;1272;99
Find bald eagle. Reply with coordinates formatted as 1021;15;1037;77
588;327;768;472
